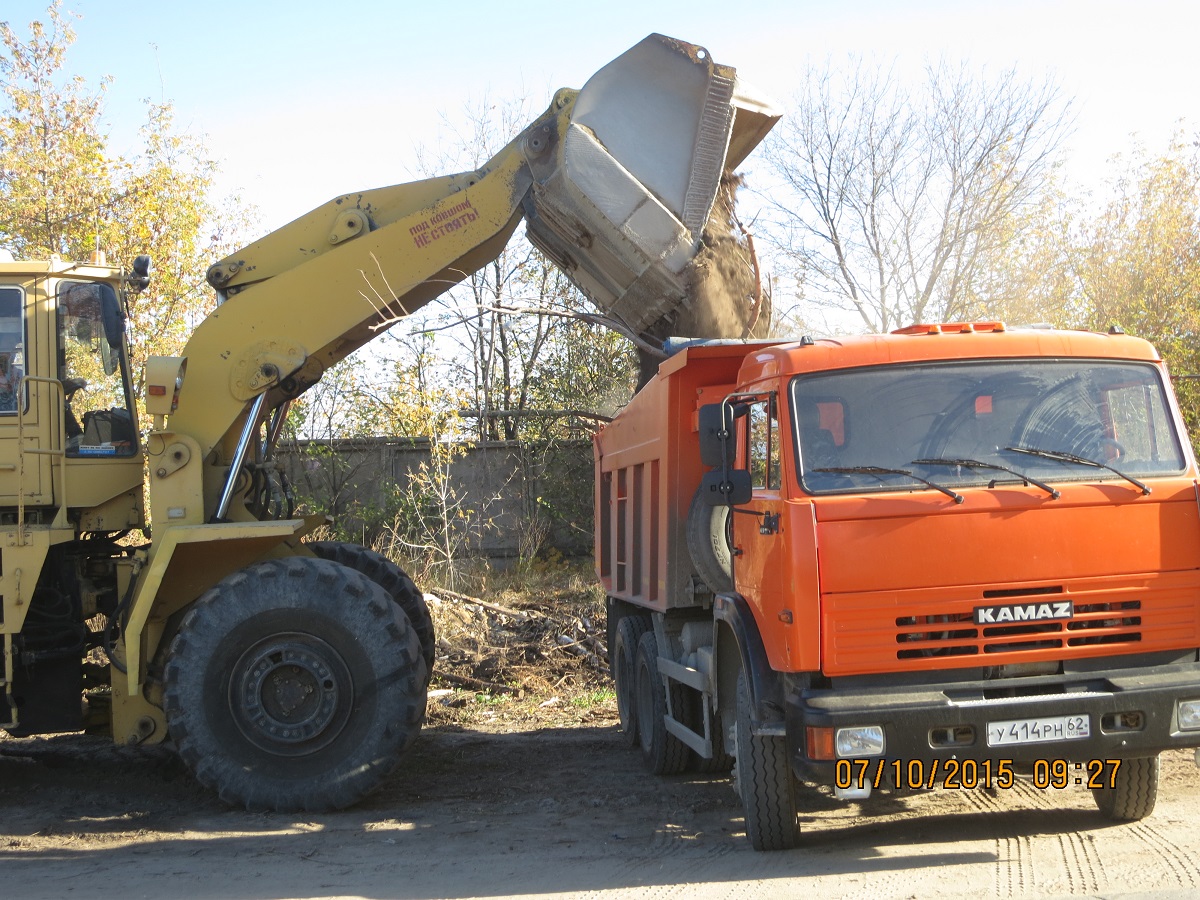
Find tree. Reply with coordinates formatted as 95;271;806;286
1071;133;1200;439
966;130;1200;446
0;3;252;379
763;57;1072;332
0;3;110;258
285;335;500;588
404;95;638;444
1074;135;1200;347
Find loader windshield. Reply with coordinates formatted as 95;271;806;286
792;359;1185;496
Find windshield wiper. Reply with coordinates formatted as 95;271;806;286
1003;446;1150;495
813;466;964;504
911;456;1060;499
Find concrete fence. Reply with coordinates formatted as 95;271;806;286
277;437;595;559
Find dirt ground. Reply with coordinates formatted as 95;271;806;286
4;575;1199;898
4;701;1200;900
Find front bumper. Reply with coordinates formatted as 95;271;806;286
787;661;1200;784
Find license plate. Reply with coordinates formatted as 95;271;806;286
986;714;1090;747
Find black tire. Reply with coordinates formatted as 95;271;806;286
686;487;733;593
613;614;651;748
634;631;690;775
734;670;798;850
163;557;426;811
308;541;435;683
1093;755;1159;821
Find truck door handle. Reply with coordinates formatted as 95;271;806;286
759;511;780;535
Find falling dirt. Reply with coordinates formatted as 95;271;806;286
636;173;772;387
676;173;770;342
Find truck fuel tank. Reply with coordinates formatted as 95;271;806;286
522;34;780;340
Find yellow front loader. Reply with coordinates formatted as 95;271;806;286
0;35;779;809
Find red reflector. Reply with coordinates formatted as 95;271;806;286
148;385;167;396
806;726;835;761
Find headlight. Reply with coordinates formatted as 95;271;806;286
1178;700;1200;731
836;725;885;757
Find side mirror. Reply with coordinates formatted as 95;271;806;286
98;283;125;350
128;255;152;293
700;469;752;506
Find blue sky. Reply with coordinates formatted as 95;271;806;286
7;0;1199;231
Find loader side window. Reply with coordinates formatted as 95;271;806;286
57;280;137;457
0;286;24;414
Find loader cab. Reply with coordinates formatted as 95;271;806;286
0;262;144;524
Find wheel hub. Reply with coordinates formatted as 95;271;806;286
230;633;353;756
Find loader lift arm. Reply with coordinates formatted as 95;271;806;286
156;34;780;519
112;34;778;809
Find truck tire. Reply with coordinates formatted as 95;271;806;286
1093;755;1159;820
613;614;652;748
634;631;690;775
163;557;426;811
308;541;435;683
734;670;798;850
686;487;733;593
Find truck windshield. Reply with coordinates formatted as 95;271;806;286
791;359;1185;495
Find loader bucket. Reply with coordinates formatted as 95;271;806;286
523;34;781;337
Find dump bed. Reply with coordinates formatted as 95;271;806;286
594;341;776;610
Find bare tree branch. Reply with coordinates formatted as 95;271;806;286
763;56;1073;332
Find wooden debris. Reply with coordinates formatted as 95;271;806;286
428;589;533;621
435;670;525;698
424;580;611;696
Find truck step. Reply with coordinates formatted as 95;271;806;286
657;657;709;692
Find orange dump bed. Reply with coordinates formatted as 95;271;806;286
594;341;774;611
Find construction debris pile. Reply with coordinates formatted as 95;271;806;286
424;583;609;705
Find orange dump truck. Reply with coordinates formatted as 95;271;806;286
595;324;1200;850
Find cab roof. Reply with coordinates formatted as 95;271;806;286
735;323;1162;387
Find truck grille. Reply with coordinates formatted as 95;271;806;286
895;600;1142;659
821;573;1200;676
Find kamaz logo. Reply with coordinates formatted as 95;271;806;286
974;601;1073;624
